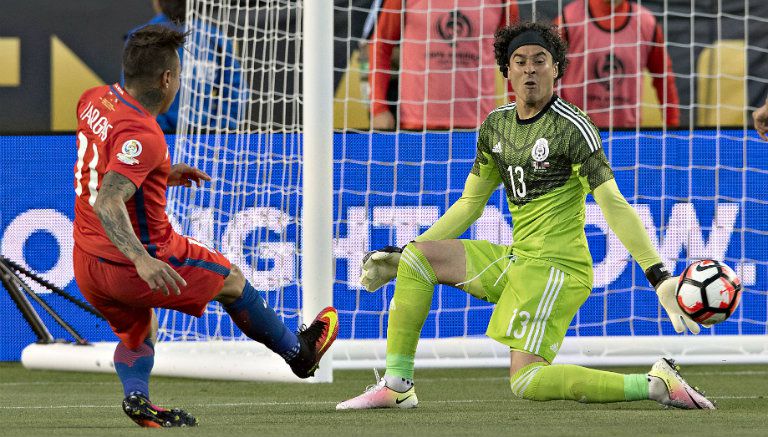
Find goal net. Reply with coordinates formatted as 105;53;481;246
164;0;768;373
23;0;768;380
163;0;325;380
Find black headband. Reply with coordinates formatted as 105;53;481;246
505;29;553;59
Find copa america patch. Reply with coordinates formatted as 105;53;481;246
117;139;142;165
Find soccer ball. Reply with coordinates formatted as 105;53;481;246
676;259;742;326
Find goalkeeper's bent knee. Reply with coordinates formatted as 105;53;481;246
509;362;548;400
397;244;438;286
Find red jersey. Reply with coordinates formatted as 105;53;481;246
73;83;176;264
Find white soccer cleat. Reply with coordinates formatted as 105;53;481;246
648;358;715;410
336;377;418;410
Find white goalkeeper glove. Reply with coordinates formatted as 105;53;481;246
647;264;701;335
359;246;403;292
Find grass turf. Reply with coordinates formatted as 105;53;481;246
1;362;767;436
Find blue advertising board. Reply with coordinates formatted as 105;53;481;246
1;130;766;360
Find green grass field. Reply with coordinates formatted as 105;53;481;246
1;362;767;437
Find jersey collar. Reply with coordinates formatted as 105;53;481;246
110;83;152;117
516;94;559;125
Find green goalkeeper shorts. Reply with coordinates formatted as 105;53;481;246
460;239;591;363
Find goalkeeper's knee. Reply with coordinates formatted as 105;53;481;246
509;362;547;400
397;244;438;286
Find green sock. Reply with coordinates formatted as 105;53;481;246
384;245;437;381
511;362;649;403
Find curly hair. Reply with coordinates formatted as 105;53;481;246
493;22;568;82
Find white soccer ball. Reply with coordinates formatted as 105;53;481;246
676;259;742;326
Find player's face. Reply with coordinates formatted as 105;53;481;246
508;45;558;106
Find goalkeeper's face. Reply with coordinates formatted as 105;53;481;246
507;45;558;106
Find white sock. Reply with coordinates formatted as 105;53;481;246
383;374;414;393
647;375;670;403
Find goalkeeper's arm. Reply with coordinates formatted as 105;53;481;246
414;173;498;242
593;179;700;334
359;173;496;291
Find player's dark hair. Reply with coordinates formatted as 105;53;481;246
123;24;185;84
493;22;568;83
158;0;186;24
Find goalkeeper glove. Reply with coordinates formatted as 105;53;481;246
646;263;701;335
359;246;403;292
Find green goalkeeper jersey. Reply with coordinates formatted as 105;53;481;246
471;95;614;287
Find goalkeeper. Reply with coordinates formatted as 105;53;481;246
337;21;714;411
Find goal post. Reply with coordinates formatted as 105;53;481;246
301;0;335;383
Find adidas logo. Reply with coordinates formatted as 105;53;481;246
550;342;559;353
492;142;502;154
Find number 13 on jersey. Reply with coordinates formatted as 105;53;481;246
507;165;526;199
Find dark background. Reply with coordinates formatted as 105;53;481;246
0;0;766;131
0;0;155;132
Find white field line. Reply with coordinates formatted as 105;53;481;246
1;396;765;411
2;370;766;387
2;370;765;387
0;399;501;410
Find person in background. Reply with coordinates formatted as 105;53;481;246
126;0;245;132
555;0;680;128
368;0;519;130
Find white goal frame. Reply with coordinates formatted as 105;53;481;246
301;0;335;383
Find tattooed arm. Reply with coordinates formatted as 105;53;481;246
93;171;146;262
93;171;186;295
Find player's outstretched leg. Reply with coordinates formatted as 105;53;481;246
647;358;715;409
287;306;339;378
222;275;338;378
509;360;651;404
122;392;198;428
509;356;715;410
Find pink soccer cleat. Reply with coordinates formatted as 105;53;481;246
336;374;418;410
648;358;715;409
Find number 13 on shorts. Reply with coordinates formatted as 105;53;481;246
485;261;590;363
505;308;531;339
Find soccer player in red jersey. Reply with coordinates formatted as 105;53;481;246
72;25;338;428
